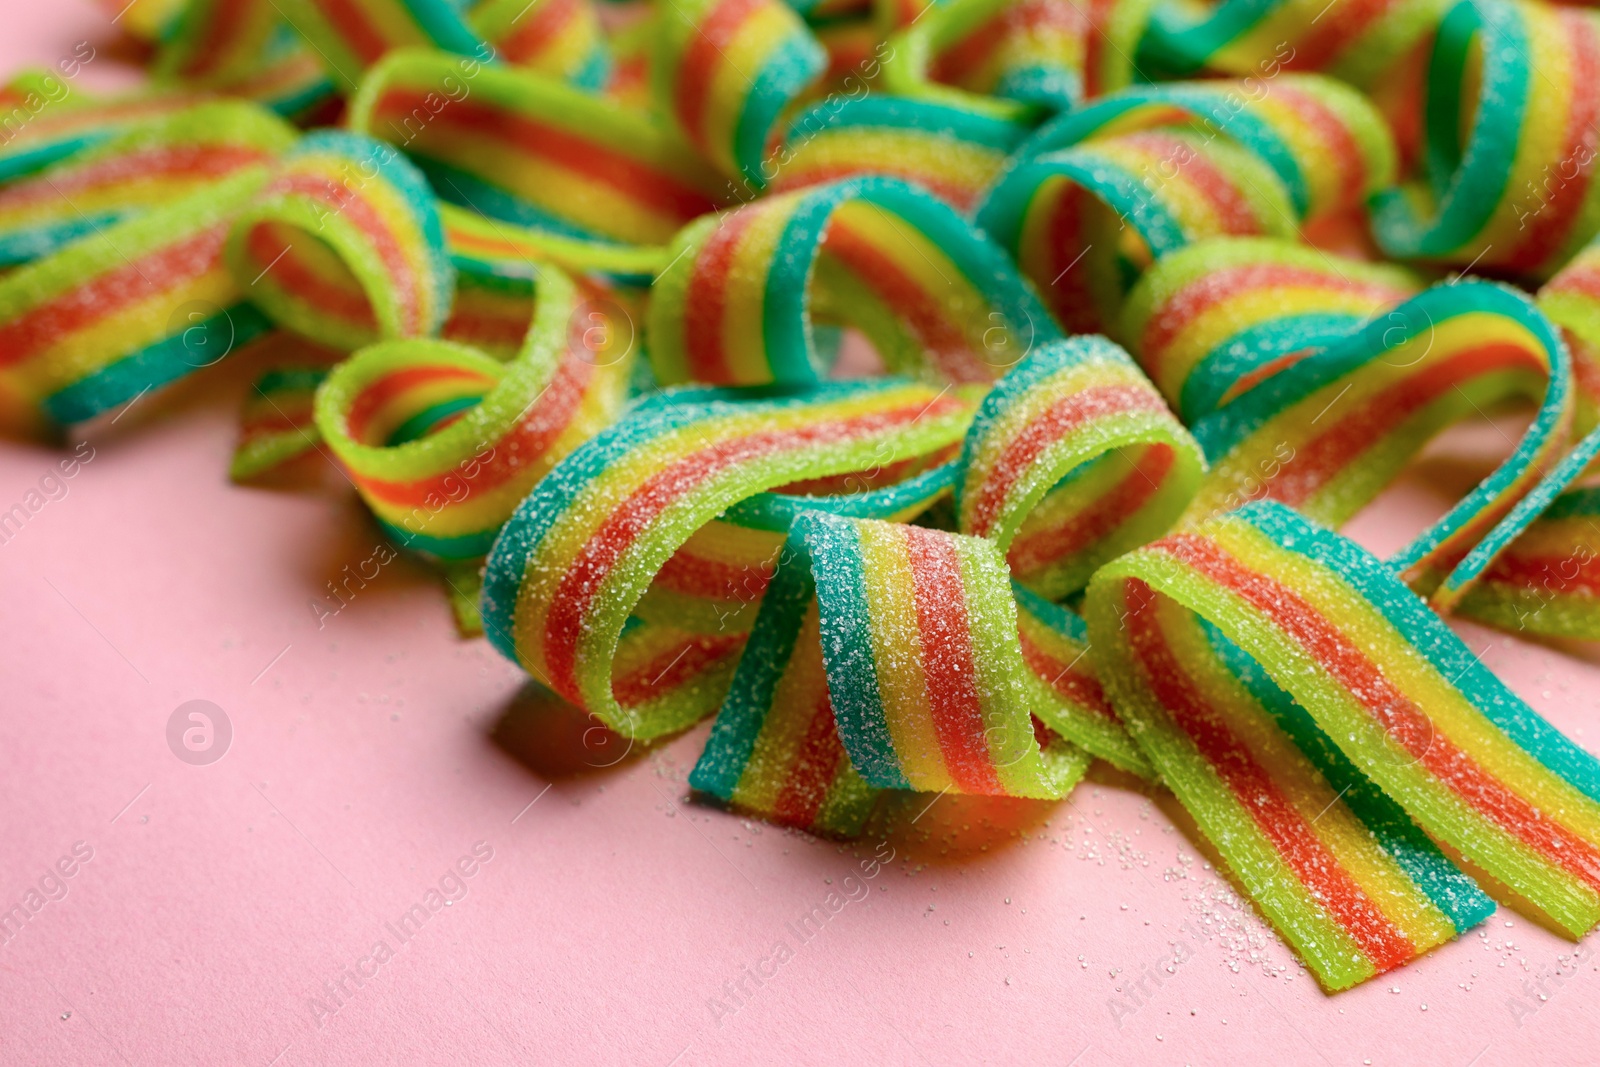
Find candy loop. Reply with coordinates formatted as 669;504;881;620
1086;501;1600;988
794;511;1090;795
954;334;1206;594
1185;281;1574;602
977;74;1393;332
1121;237;1421;423
226;130;455;350
314;265;633;561
1372;0;1600;276
480;378;977;739
648;175;1059;387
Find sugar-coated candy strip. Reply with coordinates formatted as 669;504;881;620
689;547;883;836
314;265;633;560
349;50;726;248
652;0;828;186
0;167;275;432
793;510;1092;796
1455;487;1600;639
1447;236;1600;638
648;175;1059;386
1373;0;1600;277
1138;0;1444;89
977;74;1392;332
0;101;297;268
469;0;609;90
1120;238;1420;423
480;379;975;738
882;0;1156;118
692;511;1095;831
1188;281;1574;604
277;0;494;93
954;335;1206;597
769;95;1031;210
686;472;969;833
226;130;455;350
1084;505;1496;991
1088;501;1600;967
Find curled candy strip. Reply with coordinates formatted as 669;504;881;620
953;334;1205;598
1087;501;1600;983
1445;237;1600;638
1119;237;1421;424
1372;0;1600;276
648;176;1058;387
769;95;1032;211
226;130;456;350
314;266;634;562
1186;281;1575;606
977;74;1392;331
480;379;977;739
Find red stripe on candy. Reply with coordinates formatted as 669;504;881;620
904;526;1004;794
1160;534;1600;895
1124;576;1418;971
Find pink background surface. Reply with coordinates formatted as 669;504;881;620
3;5;1599;1063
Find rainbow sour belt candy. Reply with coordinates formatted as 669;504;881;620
1373;0;1600;277
1087;501;1600;985
977;74;1394;332
15;0;1600;1001
349;49;725;248
648;176;1058;386
226;130;456;350
481;379;978;738
315;266;634;567
0;166;276;430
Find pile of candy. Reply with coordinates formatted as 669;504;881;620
9;0;1600;991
